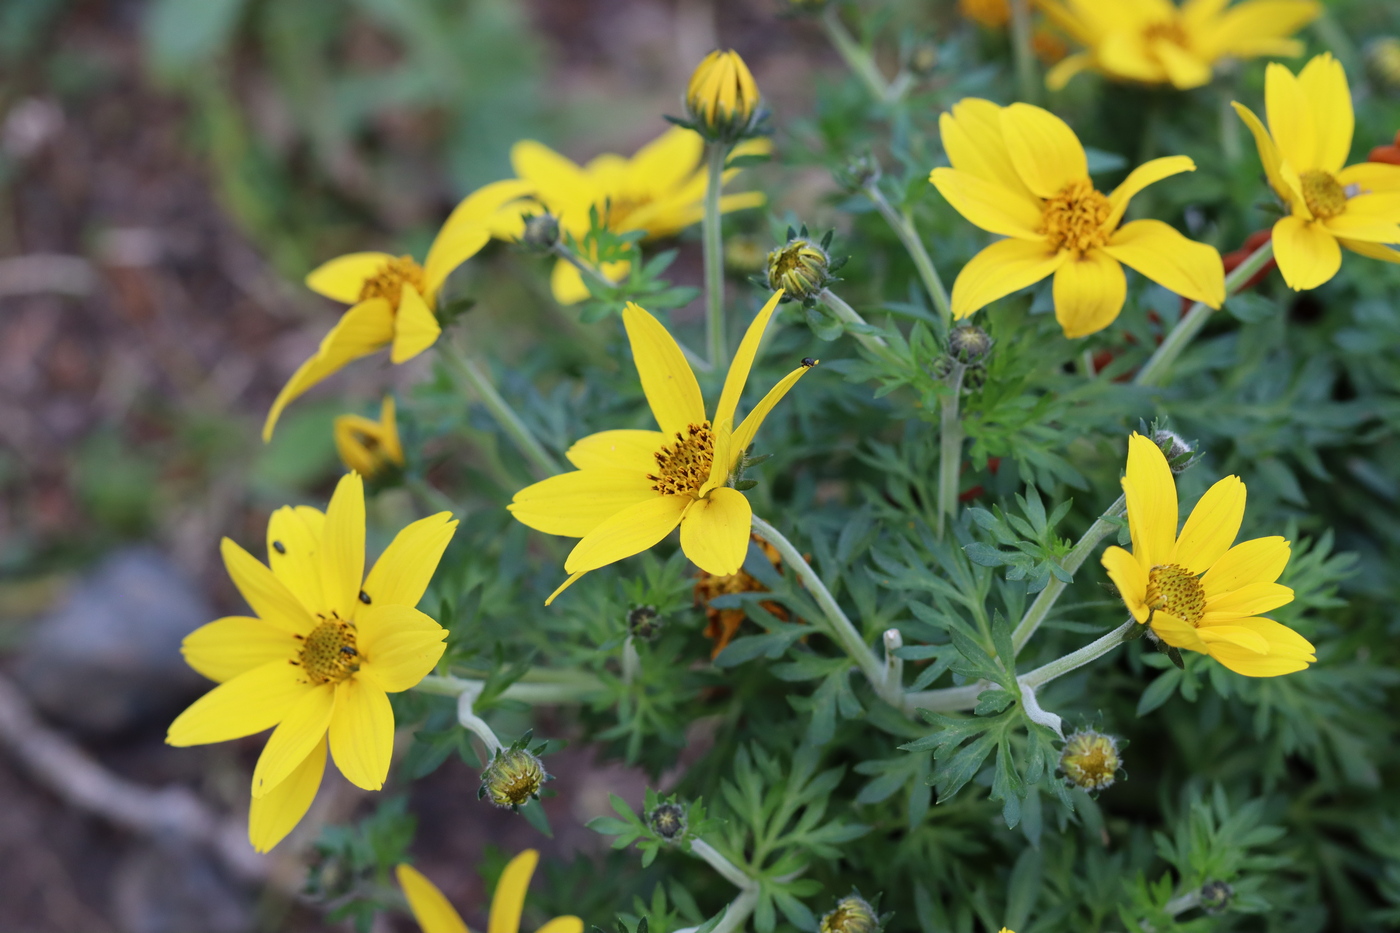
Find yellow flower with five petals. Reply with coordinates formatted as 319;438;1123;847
1232;53;1400;291
1101;434;1315;677
335;397;405;479
509;291;812;603
395;850;581;933
930;99;1224;338
166;473;457;851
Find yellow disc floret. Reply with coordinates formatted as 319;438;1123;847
648;422;717;496
1145;563;1207;626
1299;170;1348;220
295;616;360;685
1040;179;1113;254
358;255;427;304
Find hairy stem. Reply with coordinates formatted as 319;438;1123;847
455;684;504;756
414;672;607;705
1018;618;1139;690
690;838;755;890
437;342;562;478
936;363;966;539
862;182;953;325
703;142;728;369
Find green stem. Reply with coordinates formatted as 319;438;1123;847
1011;493;1126;653
690;839;755;891
1008;0;1039;105
903;681;987;714
703;142;728;370
936;364;966;539
1134;240;1274;387
453;682;504;756
414;672;606;705
404;476;460;517
820;5;891;103
1018;618;1138;690
819;288;901;365
863;182;953;325
437;341;562;479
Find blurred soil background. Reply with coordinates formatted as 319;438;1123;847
0;0;851;929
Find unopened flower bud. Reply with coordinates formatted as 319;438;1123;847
1200;880;1233;913
1152;430;1196;473
685;50;762;143
839;152;881;191
948;324;993;364
520;212;560;251
1059;729;1121;792
646;801;687;841
767;235;832;302
1367;37;1400;91
819;895;877;933
627;605;663;640
908;41;938;76
480;748;546;809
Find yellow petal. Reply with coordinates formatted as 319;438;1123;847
621;302;706;436
363;512;459;609
1272;215;1341;291
490;849;539;933
627;126;704;198
321;472;366;619
397;864;470;933
730;363;815;463
306;252;395;303
166;660;312;747
251;683;336;798
1153;40;1212;89
999;103;1088;199
1052;248;1126;339
391;285;442;364
1147;610;1207;653
1231;102;1306;213
1337;237;1400;264
1098;32;1169;84
565;429;666;472
1105;156;1195;230
949;238;1066;319
422;223;489;299
550;257;592;305
1102;545;1150;623
536;918;584;933
221;538;314;635
249;736;326;853
356;604;449;693
544;571;586;606
1122;432;1177;570
679;488;753;576
1201;536;1291;594
1337;161;1400;195
1323;212;1400;244
1196;624;1270;655
262;299;396;441
928;167;1044;239
1202;581;1295;622
267;505;326;617
1045;52;1094;92
328;678;394;792
182;616;297;684
939;99;1037;202
1171;475;1244;574
1297;52;1352;174
509;470;658;538
563;495;689;575
1200;617;1315;676
511;141;595;217
716;290;785;431
1206;1;1320;59
1103;220;1226;309
1265;61;1316;172
424;179;535;289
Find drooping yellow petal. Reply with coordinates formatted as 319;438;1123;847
306;252;395;303
1101;546;1150;623
1296;52;1352;174
730;363;816;464
397;864;470;933
424;179;535;292
1272;215;1341;291
535;917;584;933
565;429;667;472
544;571;586;606
1147;610;1208;653
1231;102;1307;213
182;616;297;684
621;302;706;436
1052;248;1127;339
509;470;658;538
250;683;336;798
1200;617;1315;676
1103;220;1226;309
363;512;458;609
220;538;315;635
1122;433;1177;570
1264;61;1316;172
391;285;443;364
355;604;449;693
715;290;785;431
679;488;753;576
949;238;1066;319
1202;581;1294;622
166;660;313;747
939;99;1037;202
1104;156;1195;230
267;505;326;617
320;472;366;619
999;103;1089;199
328;677;394;792
489;849;539;933
562;495;690;575
249;736;326;853
929;167;1044;240
1200;536;1291;594
1171;475;1244;574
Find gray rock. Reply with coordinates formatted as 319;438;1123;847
16;546;210;734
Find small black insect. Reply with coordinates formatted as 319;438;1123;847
358;590;372;604
340;646;358;656
801;357;818;368
272;540;286;554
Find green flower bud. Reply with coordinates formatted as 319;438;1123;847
948;324;993;364
627;605;663;640
520;212;560;251
646;801;687;841
1059;729;1121;792
819;895;877;933
767;235;832;302
480;748;546;809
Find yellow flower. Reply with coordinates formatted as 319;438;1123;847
1101;433;1315;677
930;99;1224;338
483;128;768;305
686;49;762;140
961;0;1011;29
1232;53;1400;290
396;850;581;933
509;291;812;604
334;397;405;479
166;473;457;851
262;182;532;441
1038;0;1321;91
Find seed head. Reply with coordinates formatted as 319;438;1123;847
819;895;878;933
480;748;546;809
1059;729;1121;792
646;802;687;841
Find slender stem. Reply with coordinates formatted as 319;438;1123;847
936;364;966;539
690;839;755;890
455;685;504;756
819;288;902;365
1134;241;1274;387
820;5;891;103
437;342;562;478
414;672;606;705
703;142;728;370
903;682;987;714
1018;618;1138;690
1008;0;1039;105
621;635;640;686
1011;493;1126;652
862;182;953;325
883;628;905;693
691;887;761;933
404;476;460;517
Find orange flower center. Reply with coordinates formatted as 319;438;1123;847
648;421;715;497
1145;563;1206;626
294;615;359;685
1040;179;1112;254
358;255;426;304
1300;169;1347;220
1143;19;1189;49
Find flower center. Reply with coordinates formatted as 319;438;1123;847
600;196;643;228
294;615;359;685
1039;179;1113;254
1300;169;1348;220
1143;19;1189;49
648;421;716;497
358;255;426;304
1145;563;1206;626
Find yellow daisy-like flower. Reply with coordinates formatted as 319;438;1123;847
1038;0;1321;91
262;182;532;441
334;397;405;479
1100;433;1315;677
396;850;582;933
482;128;768;305
166;472;457;851
930;99;1224;338
509;291;812;604
1232;53;1400;291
